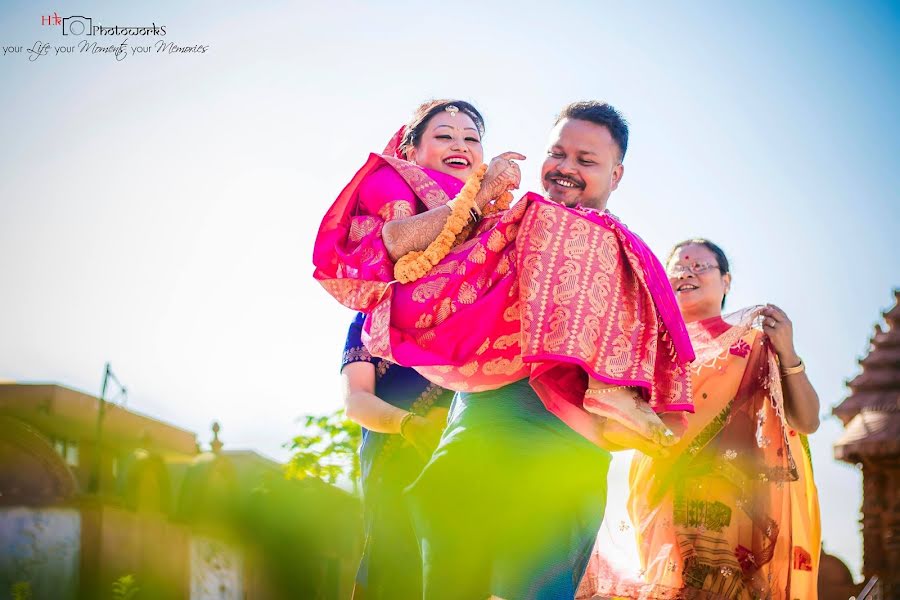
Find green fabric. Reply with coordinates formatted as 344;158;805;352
407;378;611;600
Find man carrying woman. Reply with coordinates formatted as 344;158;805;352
314;100;697;599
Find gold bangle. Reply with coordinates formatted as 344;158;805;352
399;411;415;438
780;358;805;377
585;385;629;397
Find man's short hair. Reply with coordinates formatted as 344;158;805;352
556;101;629;161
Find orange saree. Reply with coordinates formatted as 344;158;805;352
578;308;821;599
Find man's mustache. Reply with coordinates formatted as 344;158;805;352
544;172;584;188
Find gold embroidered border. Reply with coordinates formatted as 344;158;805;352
382;155;451;211
343;345;372;364
651;400;734;504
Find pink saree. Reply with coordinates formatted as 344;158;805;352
313;152;466;312
314;146;695;444
364;194;693;412
357;193;695;439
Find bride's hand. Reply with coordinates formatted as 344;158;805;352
478;152;525;207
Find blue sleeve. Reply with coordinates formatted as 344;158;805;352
341;312;381;371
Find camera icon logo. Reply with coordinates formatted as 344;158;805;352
62;16;93;36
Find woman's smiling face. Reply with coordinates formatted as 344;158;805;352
667;243;731;320
405;111;484;182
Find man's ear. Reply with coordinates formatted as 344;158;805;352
610;163;624;191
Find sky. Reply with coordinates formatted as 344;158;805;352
1;0;898;579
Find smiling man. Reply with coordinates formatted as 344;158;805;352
542;102;627;211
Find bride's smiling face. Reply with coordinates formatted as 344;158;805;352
405;111;484;182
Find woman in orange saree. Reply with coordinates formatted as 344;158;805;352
577;239;822;600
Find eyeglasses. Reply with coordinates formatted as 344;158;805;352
667;261;720;278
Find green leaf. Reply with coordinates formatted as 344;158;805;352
11;582;32;600
112;574;139;600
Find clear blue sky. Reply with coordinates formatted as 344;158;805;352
2;0;898;578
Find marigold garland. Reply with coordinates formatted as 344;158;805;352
394;164;487;283
451;190;513;246
452;221;477;248
482;191;512;217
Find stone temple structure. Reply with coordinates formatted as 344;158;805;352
833;290;900;599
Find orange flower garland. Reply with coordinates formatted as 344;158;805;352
394;164;487;283
482;191;512;217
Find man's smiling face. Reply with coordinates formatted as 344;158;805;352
541;117;624;211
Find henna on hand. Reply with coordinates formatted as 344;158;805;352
477;153;523;209
382;205;452;262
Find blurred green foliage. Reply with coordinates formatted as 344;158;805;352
11;582;32;600
111;574;139;600
286;409;361;493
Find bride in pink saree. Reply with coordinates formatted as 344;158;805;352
315;104;696;451
314;102;482;312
